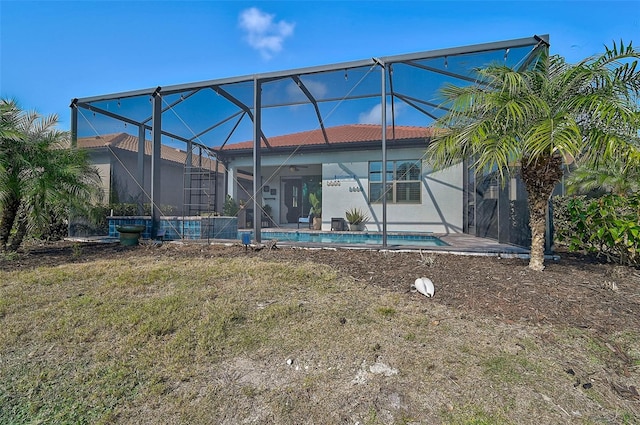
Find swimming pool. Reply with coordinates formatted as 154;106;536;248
241;231;448;247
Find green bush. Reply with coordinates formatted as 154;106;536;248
222;195;240;217
554;194;640;266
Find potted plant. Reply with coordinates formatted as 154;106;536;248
310;192;322;230
345;207;369;231
262;204;273;227
115;224;146;246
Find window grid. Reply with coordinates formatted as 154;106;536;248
369;160;421;204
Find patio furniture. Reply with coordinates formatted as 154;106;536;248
298;212;313;229
331;217;345;231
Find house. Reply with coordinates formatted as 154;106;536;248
71;35;547;248
219;122;532;249
77;133;230;216
220;124;463;234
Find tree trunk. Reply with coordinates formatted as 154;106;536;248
0;195;20;251
8;212;28;252
521;155;564;271
526;191;549;271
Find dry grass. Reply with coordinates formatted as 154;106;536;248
0;252;638;424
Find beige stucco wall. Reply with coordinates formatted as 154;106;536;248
89;148;225;215
229;147;463;233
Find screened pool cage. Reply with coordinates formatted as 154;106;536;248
71;34;549;248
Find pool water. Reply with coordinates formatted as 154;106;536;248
244;231;448;247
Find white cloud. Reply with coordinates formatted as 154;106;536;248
239;7;295;60
358;103;404;124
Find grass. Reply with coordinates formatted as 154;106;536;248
0;253;638;424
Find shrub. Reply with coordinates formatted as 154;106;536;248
554;194;640;266
345;207;370;225
222;195;240;217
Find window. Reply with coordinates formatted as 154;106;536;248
369;160;421;203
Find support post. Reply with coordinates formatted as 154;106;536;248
226;164;235;200
68;100;78;237
380;61;388;247
151;87;162;238
70;100;78;148
137;125;146;215
185;140;193;215
214;156;219;213
253;78;262;243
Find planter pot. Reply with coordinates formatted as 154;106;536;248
116;225;146;246
348;222;365;231
312;217;322;230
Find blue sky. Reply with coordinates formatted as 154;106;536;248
1;0;639;130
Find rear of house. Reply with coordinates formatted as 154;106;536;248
221;124;463;233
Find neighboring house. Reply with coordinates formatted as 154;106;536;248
77;133;228;216
220;124;463;234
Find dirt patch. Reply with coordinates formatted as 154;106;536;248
4;240;639;336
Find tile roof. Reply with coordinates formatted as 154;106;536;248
77;133;223;172
220;124;433;151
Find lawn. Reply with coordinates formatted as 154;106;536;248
0;242;638;424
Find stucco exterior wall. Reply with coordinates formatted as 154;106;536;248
89;149;225;215
320;149;463;233
87;150;111;203
230;147;463;233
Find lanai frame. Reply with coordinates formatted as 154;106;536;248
71;35;549;246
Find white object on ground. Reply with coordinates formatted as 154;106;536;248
413;277;435;297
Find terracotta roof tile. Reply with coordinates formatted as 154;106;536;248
77;133;224;172
220;124;432;151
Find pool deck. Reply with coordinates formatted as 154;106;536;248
67;228;531;258
254;230;529;257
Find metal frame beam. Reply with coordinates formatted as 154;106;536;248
291;75;330;145
393;93;441;121
75;101;217;155
137;125;146;214
142;88;201;124
387;64;396;140
374;58;388;248
212;86;271;149
76;101;144;127
188;110;244;142
252;79;262;243
75;36;547;106
401;60;483;85
151;88;162;237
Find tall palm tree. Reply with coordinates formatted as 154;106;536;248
0;99;102;251
427;42;640;271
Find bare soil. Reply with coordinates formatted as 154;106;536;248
4;240;639;336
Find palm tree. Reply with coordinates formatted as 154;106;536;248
0;99;102;251
565;158;640;196
427;42;640;271
0;99;26;250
